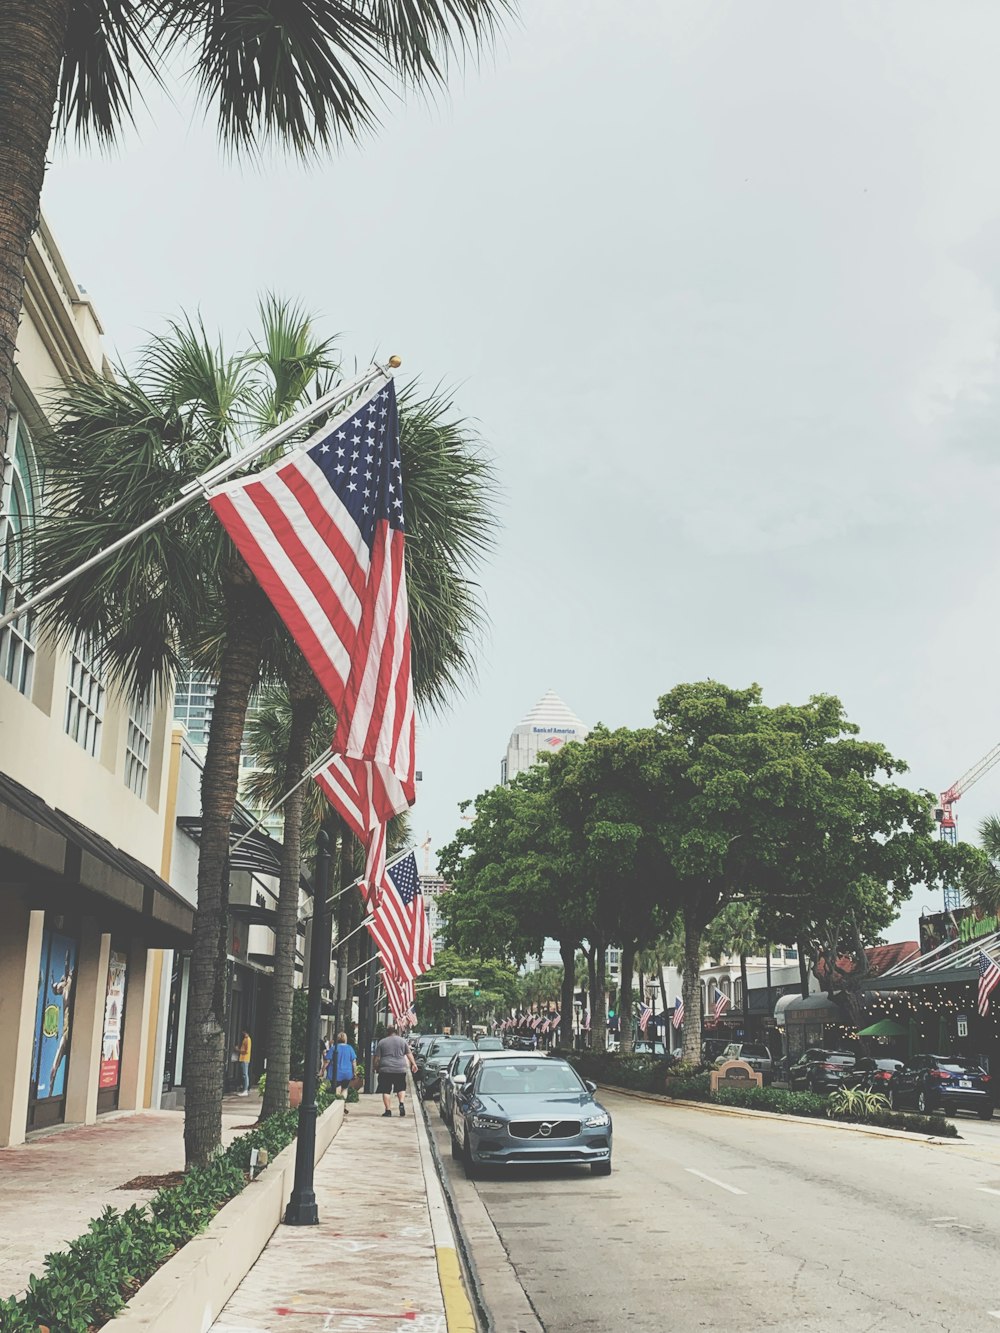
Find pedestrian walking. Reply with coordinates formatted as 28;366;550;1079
333;1031;358;1112
237;1029;252;1095
374;1024;417;1117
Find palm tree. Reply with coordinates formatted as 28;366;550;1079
969;815;1000;916
0;0;513;454
28;299;339;1165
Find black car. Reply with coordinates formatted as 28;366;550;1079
843;1057;904;1093
788;1048;856;1093
888;1055;993;1119
418;1036;477;1099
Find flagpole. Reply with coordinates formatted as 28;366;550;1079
0;362;395;635
229;748;335;855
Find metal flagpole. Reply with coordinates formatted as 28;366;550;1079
0;363;394;635
229;748;335;856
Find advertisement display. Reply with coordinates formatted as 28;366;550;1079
919;906;1000;955
30;927;78;1103
99;951;128;1089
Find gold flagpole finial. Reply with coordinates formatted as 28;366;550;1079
388;355;402;368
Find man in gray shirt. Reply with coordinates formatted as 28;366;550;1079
374;1025;417;1117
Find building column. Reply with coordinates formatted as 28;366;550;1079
117;940;152;1111
0;900;44;1147
147;949;173;1110
64;920;111;1127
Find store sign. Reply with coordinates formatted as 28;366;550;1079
957;1014;969;1038
31;928;78;1101
99;951;128;1089
919;907;1000;954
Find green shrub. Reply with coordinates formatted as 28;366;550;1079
564;1051;673;1093
664;1073;712;1100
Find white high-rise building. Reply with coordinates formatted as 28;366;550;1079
501;690;589;785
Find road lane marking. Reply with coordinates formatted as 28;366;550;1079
685;1168;746;1196
930;1216;957;1222
987;1311;1000;1319
978;1187;1000;1196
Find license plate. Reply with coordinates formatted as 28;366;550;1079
959;1079;972;1088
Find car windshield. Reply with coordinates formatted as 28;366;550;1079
742;1046;770;1058
825;1054;855;1065
935;1059;982;1073
478;1061;585;1096
476;1038;504;1050
429;1039;475;1059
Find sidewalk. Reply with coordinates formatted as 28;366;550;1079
212;1093;462;1333
0;1096;259;1301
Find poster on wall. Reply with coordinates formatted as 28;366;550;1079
31;928;79;1101
99;951;128;1089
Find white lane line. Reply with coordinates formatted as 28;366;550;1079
978;1187;1000;1197
987;1311;1000;1320
685;1167;746;1196
930;1215;957;1221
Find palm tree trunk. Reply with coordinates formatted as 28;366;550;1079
558;938;576;1049
592;940;607;1052
0;1;72;446
681;908;703;1065
260;667;324;1120
619;940;636;1054
184;585;265;1168
798;938;809;999
658;966;670;1046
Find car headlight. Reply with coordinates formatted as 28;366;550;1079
471;1114;505;1131
584;1112;610;1128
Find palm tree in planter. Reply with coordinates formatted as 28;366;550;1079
243;383;497;1119
28;299;339;1165
0;0;513;451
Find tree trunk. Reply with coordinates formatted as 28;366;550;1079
0;0;72;448
740;951;750;1026
681;908;703;1065
592;941;607;1052
260;666;324;1120
183;585;265;1168
586;945;597;1044
798;938;809;999
558;938;576;1049
658;966;670;1043
619;940;636;1054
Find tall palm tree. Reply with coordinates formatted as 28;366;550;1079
0;0;513;451
969;815;1000;916
27;299;338;1165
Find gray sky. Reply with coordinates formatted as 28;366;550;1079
42;1;1000;941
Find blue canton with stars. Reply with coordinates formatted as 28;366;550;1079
386;852;421;906
307;380;403;551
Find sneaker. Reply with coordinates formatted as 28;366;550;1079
382;1109;393;1118
399;1104;406;1117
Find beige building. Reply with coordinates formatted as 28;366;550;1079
0;219;193;1146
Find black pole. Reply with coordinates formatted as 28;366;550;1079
284;829;332;1226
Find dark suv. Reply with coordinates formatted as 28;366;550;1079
889;1055;993;1119
788;1048;856;1093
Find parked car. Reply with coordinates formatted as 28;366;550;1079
451;1054;613;1176
843;1057;904;1093
418;1036;477;1099
412;1034;441;1075
506;1035;536;1051
632;1039;671;1057
476;1036;505;1051
439;1049;481;1127
788;1048;856;1093
714;1043;774;1079
888;1055;993;1119
702;1038;731;1065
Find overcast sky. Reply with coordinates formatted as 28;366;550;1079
41;1;1000;941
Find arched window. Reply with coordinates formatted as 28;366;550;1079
0;416;38;695
734;978;743;1009
721;977;732;1000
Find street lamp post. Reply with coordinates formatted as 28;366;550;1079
284;828;332;1226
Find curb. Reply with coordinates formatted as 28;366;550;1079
414;1090;480;1333
599;1083;961;1146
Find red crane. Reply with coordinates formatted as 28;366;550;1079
936;741;1000;909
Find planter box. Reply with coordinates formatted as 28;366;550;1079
110;1099;344;1332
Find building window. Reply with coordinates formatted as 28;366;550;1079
0;417;38;696
124;691;153;798
65;632;105;756
173;667;216;747
721;976;731;1000
734;979;743;1008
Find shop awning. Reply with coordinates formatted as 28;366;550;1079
0;771;193;945
774;992;841;1025
176;814;314;894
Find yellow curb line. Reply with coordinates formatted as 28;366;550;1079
436;1245;477;1333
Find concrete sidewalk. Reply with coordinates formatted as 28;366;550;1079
0;1097;257;1301
213;1092;470;1333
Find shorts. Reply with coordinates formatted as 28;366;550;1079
334;1073;354;1089
377;1071;407;1094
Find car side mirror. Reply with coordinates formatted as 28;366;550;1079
453;1075;466;1086
585;1080;597;1093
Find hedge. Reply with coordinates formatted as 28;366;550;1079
0;1083;337;1333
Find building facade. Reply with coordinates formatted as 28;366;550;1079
0;220;193;1145
501;690;589;785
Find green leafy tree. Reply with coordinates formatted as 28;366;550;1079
414;948;519;1031
0;0;513;453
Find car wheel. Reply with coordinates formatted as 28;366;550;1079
917;1091;927;1114
979;1106;994;1121
450;1127;462;1159
463;1132;480;1180
591;1160;612;1176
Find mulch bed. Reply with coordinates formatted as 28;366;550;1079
117;1171;185;1190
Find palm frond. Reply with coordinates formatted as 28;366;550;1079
245;295;341;430
57;0;166;144
366;0;513;84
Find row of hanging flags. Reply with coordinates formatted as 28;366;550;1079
208;372;433;1021
497;1013;563;1035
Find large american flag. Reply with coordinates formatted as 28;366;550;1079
978;950;1000;1016
712;987;731;1021
638;1003;653;1034
382;965;415;1025
671;996;684;1030
367;851;432;982
208;377;414;901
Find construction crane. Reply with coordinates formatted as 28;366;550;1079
936;741;1000;909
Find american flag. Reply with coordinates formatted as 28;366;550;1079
382;964;415;1024
671;996;684;1029
712;987;731;1021
638;1003;653;1034
979;950;1000;1016
208;378;414;903
582;1011;590;1031
366;852;432;982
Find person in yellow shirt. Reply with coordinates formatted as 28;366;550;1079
238;1030;252;1095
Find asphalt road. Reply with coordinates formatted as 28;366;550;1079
429;1088;1000;1332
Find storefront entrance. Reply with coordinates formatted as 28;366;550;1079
27;922;79;1132
96;948;128;1114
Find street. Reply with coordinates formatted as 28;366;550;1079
428;1089;1000;1331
